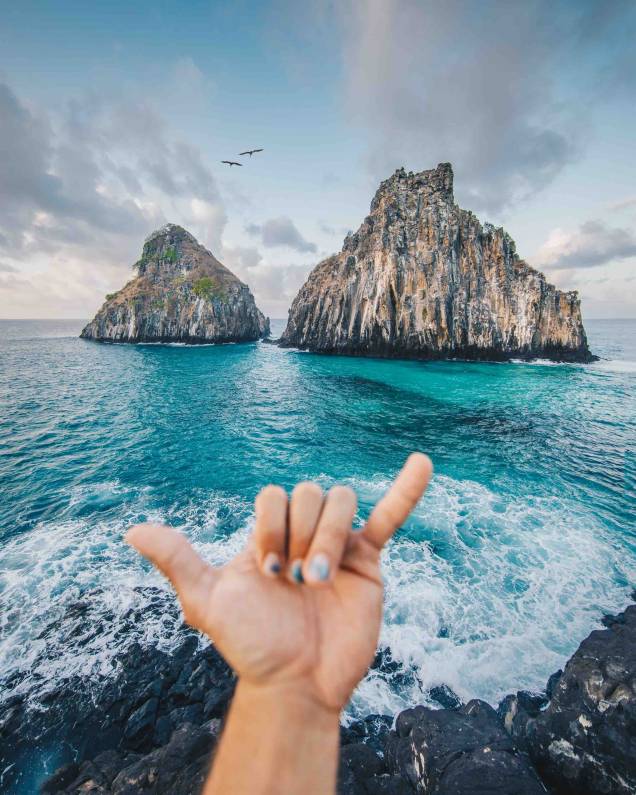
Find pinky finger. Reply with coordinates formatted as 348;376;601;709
363;453;432;549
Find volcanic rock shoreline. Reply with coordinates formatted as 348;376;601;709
280;163;595;363
1;594;633;794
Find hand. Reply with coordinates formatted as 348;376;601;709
126;453;432;713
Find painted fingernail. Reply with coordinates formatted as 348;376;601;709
308;553;330;582
263;552;282;577
291;559;304;584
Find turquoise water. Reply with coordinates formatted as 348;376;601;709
1;319;634;735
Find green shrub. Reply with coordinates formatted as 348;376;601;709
163;246;178;263
105;292;117;301
133;255;149;270
192;276;226;302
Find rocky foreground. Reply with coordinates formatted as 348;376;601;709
80;224;269;344
2;594;632;794
280;163;594;362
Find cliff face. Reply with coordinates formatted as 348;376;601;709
280;164;593;362
81;225;269;344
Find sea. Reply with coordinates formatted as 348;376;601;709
1;318;634;789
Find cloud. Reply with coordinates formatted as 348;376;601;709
537;220;636;270
0;77;230;316
336;0;633;213
246;216;317;253
609;197;636;212
0;262;18;273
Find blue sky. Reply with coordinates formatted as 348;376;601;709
1;0;635;318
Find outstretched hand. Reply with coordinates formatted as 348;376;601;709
126;453;432;713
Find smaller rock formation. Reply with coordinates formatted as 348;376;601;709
80;224;269;344
280;163;594;362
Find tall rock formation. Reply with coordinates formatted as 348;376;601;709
280;163;593;362
81;224;269;344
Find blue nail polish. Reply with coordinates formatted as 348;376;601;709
291;560;304;583
309;554;330;581
270;560;281;574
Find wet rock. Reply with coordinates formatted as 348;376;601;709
123;696;158;750
202;680;235;719
81;224;269;344
110;722;217;794
545;670;563;700
281;163;594;362
342;714;394;754
342;742;385;780
362;773;414;794
41;762;80;792
8;621;233;792
520;604;636;794
386;699;546;794
429;685;463;710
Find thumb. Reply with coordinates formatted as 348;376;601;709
126;522;216;628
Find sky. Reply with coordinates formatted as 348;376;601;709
0;0;635;320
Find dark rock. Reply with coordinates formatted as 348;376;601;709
342;714;393;754
341;742;385;783
387;699;546;794
280;163;594;363
362;773;414;794
80;224;269;344
545;670;563;700
429;684;463;710
497;690;549;744
123;697;158;750
153;715;172;747
41;762;80;792
520;604;636;795
202;680;235;719
169;703;203;729
111;722;216;794
338;758;362;795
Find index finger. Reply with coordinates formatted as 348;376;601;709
363;453;432;549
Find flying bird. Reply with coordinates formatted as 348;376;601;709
221;160;243;167
238;148;264;157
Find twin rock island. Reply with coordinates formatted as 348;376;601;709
81;163;594;363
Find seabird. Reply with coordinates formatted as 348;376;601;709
221;160;243;167
238;148;264;157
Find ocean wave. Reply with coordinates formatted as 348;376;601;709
1;475;634;723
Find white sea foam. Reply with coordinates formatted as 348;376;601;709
345;474;635;719
1;475;634;721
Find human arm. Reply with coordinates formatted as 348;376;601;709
126;453;433;794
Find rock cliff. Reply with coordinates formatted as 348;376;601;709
80;224;269;344
280;163;593;362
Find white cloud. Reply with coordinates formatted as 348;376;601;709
336;0;630;213
246;216;317;253
537;220;636;270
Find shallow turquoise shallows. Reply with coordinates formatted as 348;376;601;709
1;319;634;728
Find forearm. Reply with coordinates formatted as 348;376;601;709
204;680;340;795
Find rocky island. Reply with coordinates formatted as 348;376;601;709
280;163;594;362
80;224;269;344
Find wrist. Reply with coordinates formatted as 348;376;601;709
233;678;341;730
205;677;340;795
